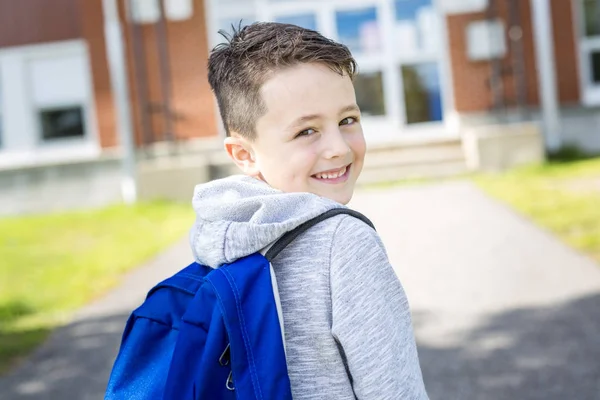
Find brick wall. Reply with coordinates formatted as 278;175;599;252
446;0;581;113
120;0;218;146
0;0;81;48
81;0;218;149
81;0;118;148
552;0;580;104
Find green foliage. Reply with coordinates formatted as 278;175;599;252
0;201;193;372
547;143;599;163
475;158;600;263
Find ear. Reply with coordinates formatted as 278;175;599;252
224;135;261;177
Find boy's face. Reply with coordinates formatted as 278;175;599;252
226;63;366;205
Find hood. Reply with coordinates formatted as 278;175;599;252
189;175;342;268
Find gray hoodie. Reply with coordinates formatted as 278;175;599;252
190;175;428;400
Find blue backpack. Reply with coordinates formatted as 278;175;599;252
105;208;373;399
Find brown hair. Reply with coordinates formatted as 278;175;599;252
208;22;357;140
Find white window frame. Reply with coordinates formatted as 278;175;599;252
128;0;195;24
0;40;100;169
574;0;600;106
0;69;3;150
25;44;94;148
205;0;456;141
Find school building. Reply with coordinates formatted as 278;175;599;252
0;0;598;213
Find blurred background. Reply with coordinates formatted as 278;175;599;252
0;0;599;399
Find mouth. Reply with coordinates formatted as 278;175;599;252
311;164;352;184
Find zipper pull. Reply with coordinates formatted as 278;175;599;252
226;370;235;391
219;343;231;367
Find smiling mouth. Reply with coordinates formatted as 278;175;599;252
311;164;351;183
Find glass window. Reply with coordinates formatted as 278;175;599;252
40;106;85;141
165;0;194;21
591;51;600;84
354;71;386;116
335;7;381;54
401;63;443;124
395;0;432;20
275;13;317;31
580;1;600;104
129;0;161;24
0;76;3;149
393;0;438;55
130;0;194;23
583;0;600;37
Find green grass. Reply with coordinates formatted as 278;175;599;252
0;201;193;373
474;157;600;263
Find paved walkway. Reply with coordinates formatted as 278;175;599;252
2;181;600;399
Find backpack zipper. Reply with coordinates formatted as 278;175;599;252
219;343;231;366
219;343;235;391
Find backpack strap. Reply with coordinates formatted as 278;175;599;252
265;208;375;261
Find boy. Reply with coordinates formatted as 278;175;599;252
189;22;428;399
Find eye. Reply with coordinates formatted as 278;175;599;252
295;128;316;138
340;116;359;126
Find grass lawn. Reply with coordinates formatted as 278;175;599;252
0;201;193;373
474;157;600;263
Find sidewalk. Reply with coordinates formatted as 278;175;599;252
350;181;600;400
2;180;600;399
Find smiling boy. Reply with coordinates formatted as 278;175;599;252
189;22;428;399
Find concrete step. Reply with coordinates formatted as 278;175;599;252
140;137;468;189
364;143;464;168
357;160;469;186
358;138;467;185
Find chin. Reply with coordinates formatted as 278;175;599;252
327;191;353;205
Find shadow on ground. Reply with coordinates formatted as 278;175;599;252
416;293;600;400
0;300;52;374
0;312;128;400
2;294;600;399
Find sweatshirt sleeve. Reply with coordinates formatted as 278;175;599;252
329;216;428;400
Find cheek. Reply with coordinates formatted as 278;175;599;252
293;149;319;176
349;130;366;162
263;148;312;182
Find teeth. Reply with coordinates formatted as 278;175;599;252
316;166;346;180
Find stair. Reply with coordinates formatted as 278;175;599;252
139;136;469;195
357;138;468;186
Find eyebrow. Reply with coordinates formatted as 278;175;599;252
286;104;361;131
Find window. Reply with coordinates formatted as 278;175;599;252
165;0;193;21
275;13;317;31
0;73;3;149
129;0;161;24
354;71;386;116
129;0;194;24
583;0;600;36
440;0;488;14
335;7;381;54
28;53;90;143
579;0;600;104
466;20;507;61
39;106;85;141
401;63;443;124
393;0;439;56
209;0;449;133
591;50;600;84
392;1;444;126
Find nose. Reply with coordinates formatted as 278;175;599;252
322;128;351;160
